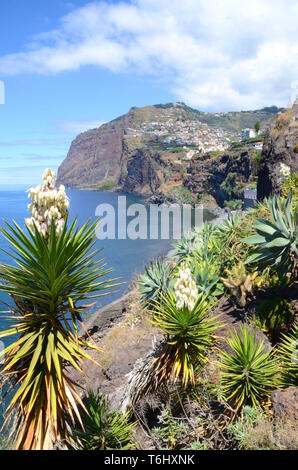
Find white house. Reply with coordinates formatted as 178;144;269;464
185;150;195;160
241;128;256;141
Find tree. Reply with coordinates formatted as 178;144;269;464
255;121;260;135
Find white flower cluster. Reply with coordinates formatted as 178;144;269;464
280;162;291;179
26;168;69;238
174;263;198;312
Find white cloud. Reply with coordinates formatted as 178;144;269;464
0;0;297;110
58;119;104;134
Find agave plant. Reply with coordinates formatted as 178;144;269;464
172;229;201;263
150;293;220;387
278;324;298;388
137;259;173;308
219;324;279;409
73;390;135;450
190;260;223;298
244;191;297;279
215;213;242;240
0;220;115;450
221;261;259;308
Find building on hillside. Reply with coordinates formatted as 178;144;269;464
253;141;263;150
185;150;195;160
241;128;256;140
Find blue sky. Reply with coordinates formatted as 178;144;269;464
0;0;297;185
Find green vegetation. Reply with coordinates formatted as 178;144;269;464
220;172;245;201
254;121;260;134
245;191;297;279
224;199;243;211
165;186;197;205
150;293;220;387
152;406;186;450
227;406;263;449
173;229;201;262
222;261;258;308
278;324;298;387
255;297;294;343
218;325;279;409
0;220;114;450
1;165;297;451
137;259;173;309
73;391;135;450
281;171;298;204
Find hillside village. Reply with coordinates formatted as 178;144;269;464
125;103;235;155
124;103;266;160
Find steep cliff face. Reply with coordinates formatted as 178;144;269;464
257;100;298;200
185;151;253;206
119;144;162;194
57;115;127;188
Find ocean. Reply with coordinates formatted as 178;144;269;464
0;187;177;334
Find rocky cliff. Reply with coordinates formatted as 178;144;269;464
257;100;298;200
184;149;253;206
57;102;280;199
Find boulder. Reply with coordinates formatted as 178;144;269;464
271;387;298;423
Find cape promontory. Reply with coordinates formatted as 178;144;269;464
57;102;281;201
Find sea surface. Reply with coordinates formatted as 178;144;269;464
0;187;174;333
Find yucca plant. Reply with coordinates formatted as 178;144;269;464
137;259;173;308
218;325;279;409
244;191;297;279
73;390;135;450
278;324;298;387
0;219;115;450
150;293;220;387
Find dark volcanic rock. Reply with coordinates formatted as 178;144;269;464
257;100;298;200
119;145;162;194
185;151;252;206
271;387;298;423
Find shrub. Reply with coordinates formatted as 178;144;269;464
188;440;209;450
255;297;294;342
281;172;298;205
152;406;186;450
227;405;263;449
165;186;197;205
137;259;173;308
244;191;297;280
221;261;259;308
240;417;298;450
213;209;263;271
220;173;246;200
224;199;243;211
218;325;279;409
73;391;135;450
228;406;298;450
278;324;298;387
